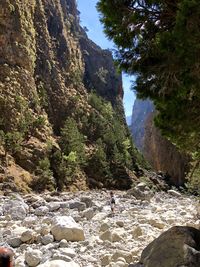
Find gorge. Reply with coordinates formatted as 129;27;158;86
1;1;200;267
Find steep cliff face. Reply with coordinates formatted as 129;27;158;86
130;99;154;151
80;33;123;103
131;99;189;186
0;0;139;192
144;113;189;186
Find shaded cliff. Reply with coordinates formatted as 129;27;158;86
0;0;140;192
130;99;154;151
131;99;189;186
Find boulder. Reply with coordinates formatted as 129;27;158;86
69;201;86;211
51;216;85;241
20;230;35;243
3;198;28;220
127;184;153;201
41;234;54;245
136;226;200;267
112;250;133;264
47;202;61;212
80;197;93;208
35;206;49;216
25;249;43;266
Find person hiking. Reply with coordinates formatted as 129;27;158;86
110;191;116;213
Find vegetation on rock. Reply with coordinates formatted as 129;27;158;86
0;0;147;192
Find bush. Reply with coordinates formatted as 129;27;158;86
33;158;55;191
185;166;200;196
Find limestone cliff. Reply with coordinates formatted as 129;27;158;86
130;99;154;151
0;0;139;192
131;99;189;186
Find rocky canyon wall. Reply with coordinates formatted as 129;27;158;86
131;99;189;186
0;0;139;192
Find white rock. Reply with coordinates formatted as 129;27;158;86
15;255;26;267
37;260;80;267
51;216;85;241
35;206;49;216
111;229;124;242
57;248;76;258
59;239;68;248
25;249;43;266
3;199;28;220
52;253;72;262
167;190;182;197
21;230;35;243
47;202;61;211
112;250;133;264
23;216;38;226
92;212;107;221
41;234;54;245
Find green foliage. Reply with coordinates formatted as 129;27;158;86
33;158;55;191
97;0;200;157
14;95;46;139
37;81;48;108
0;130;23;155
50;149;79;190
85;91;142;183
87;138;111;180
8;1;15;13
184;157;200;195
185;166;200;196
70;68;83;86
60;117;86;166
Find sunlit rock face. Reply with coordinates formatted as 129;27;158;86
130;99;189;186
0;0;134;191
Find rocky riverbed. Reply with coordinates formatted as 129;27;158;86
0;184;199;267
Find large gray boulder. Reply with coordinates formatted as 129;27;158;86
130;226;200;267
3;194;29;220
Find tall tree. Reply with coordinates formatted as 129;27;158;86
97;0;200;157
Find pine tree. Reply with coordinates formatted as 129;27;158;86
97;0;200;157
60;118;86;165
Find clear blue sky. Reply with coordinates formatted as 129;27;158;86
77;0;135;117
